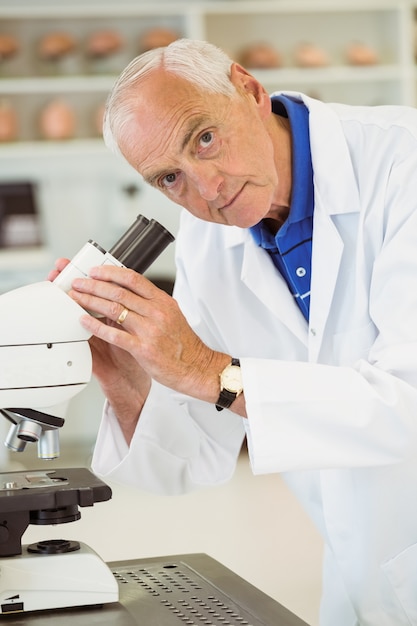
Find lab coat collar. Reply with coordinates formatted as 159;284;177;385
221;93;362;356
270;93;363;360
273;91;361;217
305;93;359;358
222;226;309;346
222;93;360;254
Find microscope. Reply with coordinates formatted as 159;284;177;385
0;215;174;614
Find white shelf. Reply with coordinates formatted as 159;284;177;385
0;138;107;158
0;64;403;97
0;76;116;95
0;2;194;19
0;0;414;146
253;64;403;86
0;246;50;270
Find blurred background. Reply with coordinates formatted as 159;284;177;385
1;1;417;623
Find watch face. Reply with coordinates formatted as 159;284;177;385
222;365;243;393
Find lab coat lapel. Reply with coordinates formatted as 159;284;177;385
308;206;344;362
223;94;361;357
304;93;361;362
239;233;309;346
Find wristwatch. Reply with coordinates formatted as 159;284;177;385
215;358;243;411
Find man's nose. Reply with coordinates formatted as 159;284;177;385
188;163;222;201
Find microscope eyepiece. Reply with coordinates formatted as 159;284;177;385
117;219;175;273
108;214;150;259
53;214;175;294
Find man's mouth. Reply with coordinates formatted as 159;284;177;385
218;186;244;211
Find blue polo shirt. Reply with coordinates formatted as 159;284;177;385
250;95;314;321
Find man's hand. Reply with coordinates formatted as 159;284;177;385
48;259;150;443
68;264;230;407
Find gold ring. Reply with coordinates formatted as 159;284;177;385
117;307;129;325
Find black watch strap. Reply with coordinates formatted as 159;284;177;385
215;358;241;412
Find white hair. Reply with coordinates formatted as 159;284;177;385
103;39;236;156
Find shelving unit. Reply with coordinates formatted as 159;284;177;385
1;1;416;143
205;2;414;103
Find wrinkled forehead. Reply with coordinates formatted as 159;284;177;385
118;69;229;167
115;71;197;142
129;69;207;119
114;75;194;171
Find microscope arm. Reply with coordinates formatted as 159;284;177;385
0;214;174;461
0;281;92;458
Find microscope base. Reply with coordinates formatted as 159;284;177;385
0;541;119;614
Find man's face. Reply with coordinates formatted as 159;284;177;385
119;66;283;229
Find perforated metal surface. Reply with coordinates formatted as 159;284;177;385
112;561;263;625
1;554;308;625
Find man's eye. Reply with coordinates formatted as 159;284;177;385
161;172;177;188
199;131;214;148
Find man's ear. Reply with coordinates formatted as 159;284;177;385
230;63;271;115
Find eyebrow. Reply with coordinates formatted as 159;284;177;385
181;115;207;151
143;115;208;187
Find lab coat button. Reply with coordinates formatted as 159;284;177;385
310;327;317;336
296;266;306;277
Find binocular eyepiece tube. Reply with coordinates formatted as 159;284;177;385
53;214;175;293
109;215;175;273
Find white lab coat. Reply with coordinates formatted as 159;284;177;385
92;93;417;626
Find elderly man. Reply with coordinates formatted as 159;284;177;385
50;39;417;625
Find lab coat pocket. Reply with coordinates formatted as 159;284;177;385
382;542;417;622
332;322;376;365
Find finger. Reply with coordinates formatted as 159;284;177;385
79;313;136;351
47;257;71;282
88;265;156;299
69;286;138;324
55;257;71;272
47;269;60;282
71;270;162;320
